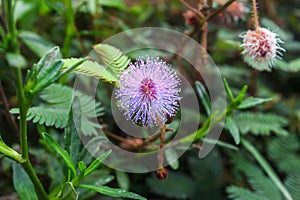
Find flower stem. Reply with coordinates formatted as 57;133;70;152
252;0;259;29
158;124;167;169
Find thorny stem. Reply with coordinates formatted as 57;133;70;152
158;124;167;169
252;0;259;29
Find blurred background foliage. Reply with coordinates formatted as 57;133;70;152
0;0;300;199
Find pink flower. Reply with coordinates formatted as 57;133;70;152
225;1;249;22
240;27;285;71
115;57;181;127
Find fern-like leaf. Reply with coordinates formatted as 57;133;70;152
228;151;282;200
92;44;130;74
227;186;266;200
232;112;288;136
285;173;300;200
11;84;104;135
267;134;300;173
62;44;130;84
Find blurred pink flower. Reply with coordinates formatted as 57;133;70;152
240;27;285;71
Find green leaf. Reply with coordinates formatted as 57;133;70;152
267;134;300;173
78;161;86;175
84;150;112;177
12;162;38;200
19;31;55;57
227;186;266;200
0;138;25;163
202;138;239;151
6;53;27;68
100;0;126;9
11;83;104;135
232;112;289;136
223;79;234;101
79;184;146;200
62;58;117;83
195;81;211;115
225;117;240;145
238;97;273;109
60;182;78;200
146;172;195;199
242;139;293;200
62;44;130;84
24;46;63;96
116;170;130;190
65;97;83;167
165;147;179;170
42;133;76;176
27;107;69;128
285;173;300;200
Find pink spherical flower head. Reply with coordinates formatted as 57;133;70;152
115;57;181;128
240;27;285;71
225;1;249;22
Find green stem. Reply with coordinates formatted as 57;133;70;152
241;139;294;200
5;1;49;198
5;0;18;52
15;69;49;200
0;140;25;163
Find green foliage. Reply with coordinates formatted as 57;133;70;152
146;172;196;199
116;170;130;190
232;112;289;136
79;184;146;200
12;162;38;200
24;46;64;97
267;134;300;173
195;81;211;115
43;132;77;177
164;147;180;170
18;31;55;57
275;59;300;73
227;186;266;200
11;83;104;135
62;44;130;84
227;153;282;200
59;182;78;200
285;173;300;200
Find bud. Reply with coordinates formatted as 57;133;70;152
155;167;168;180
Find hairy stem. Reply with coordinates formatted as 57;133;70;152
252;0;259;29
158;124;167;169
